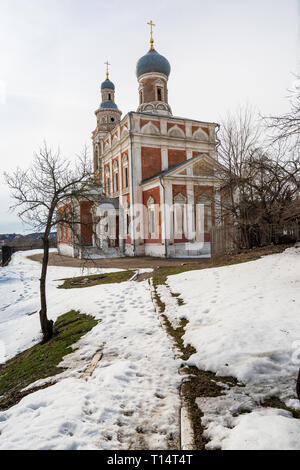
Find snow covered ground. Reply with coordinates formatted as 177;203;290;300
0;250;180;450
1;247;300;450
0;249;122;361
163;246;300;450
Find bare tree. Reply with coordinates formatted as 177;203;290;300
216;106;262;247
4;143;97;342
263;75;300;147
217;107;300;249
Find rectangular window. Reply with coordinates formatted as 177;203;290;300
149;208;155;236
115;172;119;192
157;87;162;101
124;167;128;188
174;204;185;239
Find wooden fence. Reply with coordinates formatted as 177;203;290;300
210;225;240;256
210;223;300;257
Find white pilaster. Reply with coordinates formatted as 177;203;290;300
186;149;193;160
160;119;167;135
109;161;113;195
165;181;173;245
161;146;168;170
186;122;192;138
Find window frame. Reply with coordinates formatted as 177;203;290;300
147;196;157;239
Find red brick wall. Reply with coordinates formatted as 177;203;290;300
194;185;214;201
172;184;187;200
193;151;209;157
168;149;186;168
141;147;162;180
141;77;167;103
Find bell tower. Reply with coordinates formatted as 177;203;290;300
93;62;122;180
136;21;172;115
94;61;122;139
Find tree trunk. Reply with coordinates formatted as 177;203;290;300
39;235;53;342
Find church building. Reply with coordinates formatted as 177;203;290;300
58;22;225;259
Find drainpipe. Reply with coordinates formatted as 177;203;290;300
159;175;168;258
128;112;136;256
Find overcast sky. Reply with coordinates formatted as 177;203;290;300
0;0;299;233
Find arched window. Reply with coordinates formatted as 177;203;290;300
157;87;163;101
113;161;119;193
123;155;129;189
174;193;187;239
122;199;130;236
105;167;110;195
126;213;130;235
147;196;156;238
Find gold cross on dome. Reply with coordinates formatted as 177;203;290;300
104;60;110;79
147;20;156;50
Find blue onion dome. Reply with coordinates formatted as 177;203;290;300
101;79;115;90
100;100;118;109
136;49;171;78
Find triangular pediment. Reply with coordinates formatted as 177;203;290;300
167;153;218;178
141;153;225;185
192;159;214;176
